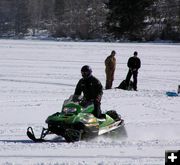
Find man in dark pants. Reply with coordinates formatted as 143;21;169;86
125;51;141;91
73;65;103;118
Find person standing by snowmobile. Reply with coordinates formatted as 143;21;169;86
125;51;141;91
73;65;103;118
105;50;116;89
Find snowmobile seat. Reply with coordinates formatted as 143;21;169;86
96;114;106;121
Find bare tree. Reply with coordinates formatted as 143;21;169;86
53;0;106;39
146;0;180;40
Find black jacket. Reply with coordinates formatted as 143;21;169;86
74;75;103;101
127;56;141;70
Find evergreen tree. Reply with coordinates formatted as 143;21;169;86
105;0;155;40
53;0;65;36
54;0;65;22
14;0;30;37
53;0;106;39
0;0;17;36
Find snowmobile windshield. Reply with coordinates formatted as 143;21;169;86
63;107;77;114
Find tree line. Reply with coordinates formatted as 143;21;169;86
0;0;179;41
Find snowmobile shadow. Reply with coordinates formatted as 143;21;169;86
0;78;75;87
0;139;66;144
0;140;35;144
0;136;66;144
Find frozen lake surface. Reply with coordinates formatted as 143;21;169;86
0;40;180;165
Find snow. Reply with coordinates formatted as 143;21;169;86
0;39;180;165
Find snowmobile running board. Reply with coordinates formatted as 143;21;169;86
27;127;49;142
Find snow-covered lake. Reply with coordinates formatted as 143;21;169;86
0;39;180;165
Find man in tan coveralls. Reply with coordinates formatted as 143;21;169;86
105;50;116;89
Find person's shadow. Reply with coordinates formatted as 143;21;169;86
0;136;66;143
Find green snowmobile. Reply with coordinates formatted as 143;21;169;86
27;95;124;142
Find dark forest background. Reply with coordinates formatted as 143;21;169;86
0;0;180;41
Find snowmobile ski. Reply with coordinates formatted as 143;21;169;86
27;127;48;142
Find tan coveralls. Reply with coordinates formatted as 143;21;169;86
105;54;116;89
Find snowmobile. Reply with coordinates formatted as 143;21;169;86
27;95;124;142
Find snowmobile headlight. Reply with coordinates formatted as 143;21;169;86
82;115;97;124
63;107;77;114
87;118;97;123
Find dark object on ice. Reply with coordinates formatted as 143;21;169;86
166;85;180;97
166;91;179;97
116;80;134;90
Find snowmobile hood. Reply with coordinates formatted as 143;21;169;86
45;111;97;125
45;112;76;124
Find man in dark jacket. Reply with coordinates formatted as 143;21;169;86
105;50;116;89
125;51;141;91
73;65;103;118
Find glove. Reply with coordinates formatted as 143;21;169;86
95;95;101;102
79;99;87;107
72;95;80;102
129;68;133;72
